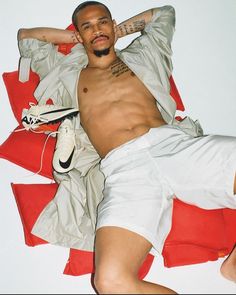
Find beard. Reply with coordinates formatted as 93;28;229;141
93;47;110;57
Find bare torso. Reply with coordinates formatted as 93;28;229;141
78;57;166;158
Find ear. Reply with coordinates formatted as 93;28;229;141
113;19;117;32
75;30;83;43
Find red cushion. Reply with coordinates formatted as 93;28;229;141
162;199;233;267
11;183;58;246
169;75;185;111
2;71;39;124
0;125;56;179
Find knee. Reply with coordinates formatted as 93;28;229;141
94;268;134;294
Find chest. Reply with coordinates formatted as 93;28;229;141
78;60;151;107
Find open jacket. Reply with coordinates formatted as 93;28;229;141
18;5;203;251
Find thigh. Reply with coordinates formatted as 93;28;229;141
155;134;236;209
97;148;174;255
95;226;152;276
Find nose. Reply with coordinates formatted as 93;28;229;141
92;24;102;36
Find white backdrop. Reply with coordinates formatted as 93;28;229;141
0;0;236;293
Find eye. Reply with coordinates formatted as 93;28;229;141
83;25;90;31
100;20;108;25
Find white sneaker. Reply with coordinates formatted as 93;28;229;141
52;118;76;173
21;102;79;131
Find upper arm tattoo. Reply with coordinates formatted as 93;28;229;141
133;20;146;32
118;19;146;36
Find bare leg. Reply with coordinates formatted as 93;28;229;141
220;174;236;282
93;226;177;294
220;244;236;282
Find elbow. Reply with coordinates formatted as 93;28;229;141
159;5;176;27
152;5;175;19
17;28;28;41
162;5;175;17
167;5;176;26
169;5;176;18
165;5;176;20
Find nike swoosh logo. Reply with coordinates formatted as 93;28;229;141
59;147;75;169
22;116;40;124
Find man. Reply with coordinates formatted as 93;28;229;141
18;1;236;293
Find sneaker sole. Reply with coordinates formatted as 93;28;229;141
22;110;79;129
44;110;79;125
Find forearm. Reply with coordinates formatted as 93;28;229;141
116;8;156;38
17;27;80;44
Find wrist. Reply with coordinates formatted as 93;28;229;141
116;25;127;38
72;31;80;43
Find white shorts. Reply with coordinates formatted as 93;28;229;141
96;125;236;255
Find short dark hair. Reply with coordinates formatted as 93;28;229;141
72;1;112;31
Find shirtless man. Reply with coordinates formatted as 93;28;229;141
18;1;236;294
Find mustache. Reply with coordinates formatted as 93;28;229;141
91;34;109;44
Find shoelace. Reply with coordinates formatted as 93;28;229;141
20;102;59;131
55;123;76;155
12;120;76;178
26;115;48;129
14;121;47;132
11;127;59;178
28;102;55;110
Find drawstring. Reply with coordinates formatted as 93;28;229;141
11;128;58;178
30;130;58;177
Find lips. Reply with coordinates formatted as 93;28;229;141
92;35;109;44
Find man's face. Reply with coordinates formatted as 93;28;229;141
76;5;116;56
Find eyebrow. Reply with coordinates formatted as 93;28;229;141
81;16;110;27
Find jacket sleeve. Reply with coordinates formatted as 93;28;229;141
144;6;175;50
18;38;63;82
142;5;176;76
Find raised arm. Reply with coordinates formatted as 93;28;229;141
17;27;81;44
116;6;175;43
116;8;156;38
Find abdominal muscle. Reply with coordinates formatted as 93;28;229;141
80;99;166;159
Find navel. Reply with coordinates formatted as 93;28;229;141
83;87;88;93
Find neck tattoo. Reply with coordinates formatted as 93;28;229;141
110;58;133;78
